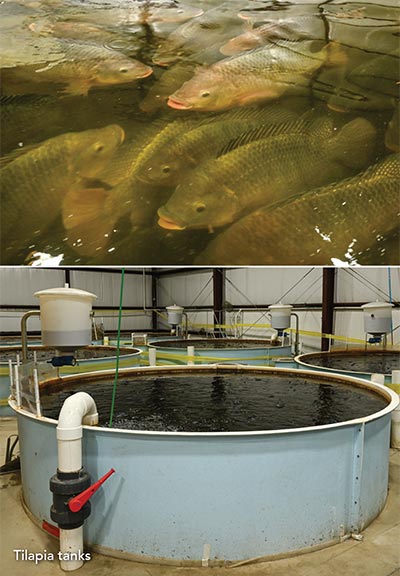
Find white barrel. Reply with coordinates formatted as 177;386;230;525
34;287;97;350
166;305;184;326
268;304;293;331
361;302;393;335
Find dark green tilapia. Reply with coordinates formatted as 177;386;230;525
9;41;152;96
385;104;399;152
195;154;400;266
137;103;304;186
157;117;377;231
1;125;124;263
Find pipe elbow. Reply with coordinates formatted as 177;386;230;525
57;392;98;441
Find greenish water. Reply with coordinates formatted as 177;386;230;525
1;0;399;266
300;351;400;374
40;372;388;431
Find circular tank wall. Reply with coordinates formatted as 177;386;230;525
295;349;400;388
11;365;398;565
148;338;292;365
0;345;141;416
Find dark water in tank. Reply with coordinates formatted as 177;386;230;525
1;0;399;266
153;338;274;348
40;372;388;431
301;351;400;374
0;346;136;362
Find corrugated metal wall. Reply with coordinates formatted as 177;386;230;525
0;267;399;347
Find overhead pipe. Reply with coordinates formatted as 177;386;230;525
50;392;99;571
21;310;41;362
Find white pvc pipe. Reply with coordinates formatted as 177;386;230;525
371;373;385;386
59;529;86;572
56;392;98;571
148;347;157;366
187;346;195;366
390;370;400;449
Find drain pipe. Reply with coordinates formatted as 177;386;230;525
21;310;41;362
50;392;98;571
291;312;300;356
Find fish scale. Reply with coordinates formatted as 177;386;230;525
158;117;377;231
168;38;344;111
13;40;153;96
1;125;124;263
137;104;301;185
195;154;400;266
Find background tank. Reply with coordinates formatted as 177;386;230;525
147;338;292;365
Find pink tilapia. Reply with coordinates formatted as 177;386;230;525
168;39;346;111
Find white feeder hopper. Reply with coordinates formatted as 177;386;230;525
34;286;97;350
166;305;184;327
361;302;393;336
268;304;293;331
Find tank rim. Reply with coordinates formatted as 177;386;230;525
148;338;277;349
0;344;141;363
9;364;399;437
295;349;400;376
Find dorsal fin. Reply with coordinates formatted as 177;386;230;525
217;117;306;156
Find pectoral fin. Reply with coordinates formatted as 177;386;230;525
62;187;116;255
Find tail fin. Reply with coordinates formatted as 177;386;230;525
323;42;348;68
326;117;377;170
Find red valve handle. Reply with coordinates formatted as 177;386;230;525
68;468;115;513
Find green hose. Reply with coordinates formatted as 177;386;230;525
109;268;125;427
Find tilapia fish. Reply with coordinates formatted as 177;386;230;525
62;116;192;255
385;104;399;152
0;124;124;263
168;39;346;111
17;41;152;96
152;3;243;67
220;16;323;56
195;154;400;266
157;117;376;231
137;104;303;186
59;0;203;26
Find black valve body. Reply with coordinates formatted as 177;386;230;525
50;468;91;530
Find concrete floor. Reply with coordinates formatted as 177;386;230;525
1;417;399;576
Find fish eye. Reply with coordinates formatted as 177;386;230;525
162;166;171;174
196;203;206;213
201;91;210;98
94;143;105;152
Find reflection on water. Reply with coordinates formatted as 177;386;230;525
40;372;388;431
1;0;399;265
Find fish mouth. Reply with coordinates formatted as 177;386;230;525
157;211;186;230
167;97;192;110
137;67;153;79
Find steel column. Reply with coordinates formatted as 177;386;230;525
213;269;225;338
321;268;336;351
